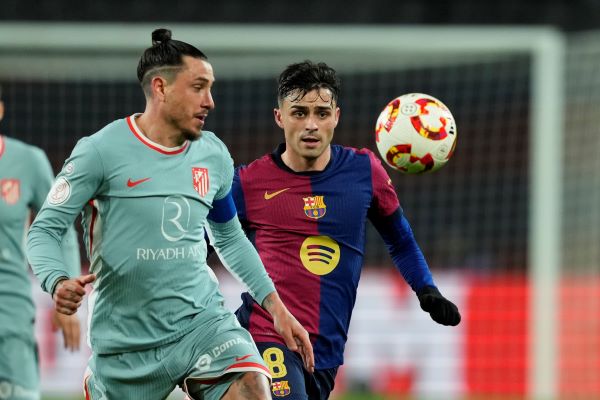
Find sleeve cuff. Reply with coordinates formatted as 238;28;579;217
252;282;277;307
45;273;70;296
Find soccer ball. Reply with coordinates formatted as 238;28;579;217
375;93;457;174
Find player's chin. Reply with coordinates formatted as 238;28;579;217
300;144;326;158
183;127;202;142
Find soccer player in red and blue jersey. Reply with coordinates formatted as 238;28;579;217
233;61;461;400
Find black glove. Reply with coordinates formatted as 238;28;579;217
417;286;461;326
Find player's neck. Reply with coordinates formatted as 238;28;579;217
135;113;187;148
281;148;331;172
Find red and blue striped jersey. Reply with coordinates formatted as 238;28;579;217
233;144;435;369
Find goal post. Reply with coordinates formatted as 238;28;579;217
528;31;565;400
0;22;565;399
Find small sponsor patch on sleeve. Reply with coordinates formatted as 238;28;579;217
47;176;71;205
63;161;75;175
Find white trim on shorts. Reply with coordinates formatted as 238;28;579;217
182;361;271;397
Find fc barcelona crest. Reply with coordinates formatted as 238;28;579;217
0;179;20;205
271;380;291;397
303;195;326;219
192;167;209;197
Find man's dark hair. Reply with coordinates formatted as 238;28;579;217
277;60;340;105
137;28;208;96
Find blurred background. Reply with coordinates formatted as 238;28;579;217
1;1;599;399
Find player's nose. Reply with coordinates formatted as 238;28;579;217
202;91;215;110
305;115;319;131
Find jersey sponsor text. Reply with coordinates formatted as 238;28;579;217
136;244;204;261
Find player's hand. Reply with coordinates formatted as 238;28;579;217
273;310;315;374
53;274;96;315
51;309;81;351
417;286;461;326
262;292;315;373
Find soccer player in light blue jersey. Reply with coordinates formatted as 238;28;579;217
0;86;82;400
26;28;313;400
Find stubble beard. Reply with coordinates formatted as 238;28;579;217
182;128;202;142
168;112;202;142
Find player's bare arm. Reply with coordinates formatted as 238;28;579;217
51;310;81;351
262;291;315;373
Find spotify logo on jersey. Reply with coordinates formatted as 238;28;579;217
299;236;340;275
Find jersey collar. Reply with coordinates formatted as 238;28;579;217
126;114;189;155
270;143;335;176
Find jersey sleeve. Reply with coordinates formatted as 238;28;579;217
367;150;401;218
29;147;82;281
59;226;82;280
29;147;54;212
214;145;234;201
205;216;275;305
231;166;247;222
206;151;275;305
27;137;103;294
366;150;436;291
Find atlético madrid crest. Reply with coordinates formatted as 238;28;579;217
303;195;326;219
0;179;20;205
192;167;209;197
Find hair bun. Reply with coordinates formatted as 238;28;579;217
152;28;172;46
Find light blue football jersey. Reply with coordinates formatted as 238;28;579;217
27;115;275;354
0;135;80;339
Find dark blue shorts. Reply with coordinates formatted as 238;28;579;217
256;342;338;400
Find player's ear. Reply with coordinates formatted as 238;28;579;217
274;108;284;128
334;107;340;127
0;101;4;121
151;76;168;102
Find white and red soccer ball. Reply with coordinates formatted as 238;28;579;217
375;93;457;174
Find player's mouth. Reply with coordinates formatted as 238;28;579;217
194;113;208;125
301;136;321;148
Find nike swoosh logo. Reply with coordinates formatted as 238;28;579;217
127;177;151;187
264;188;290;200
235;354;253;361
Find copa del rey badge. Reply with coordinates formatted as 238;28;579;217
192;167;209;197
